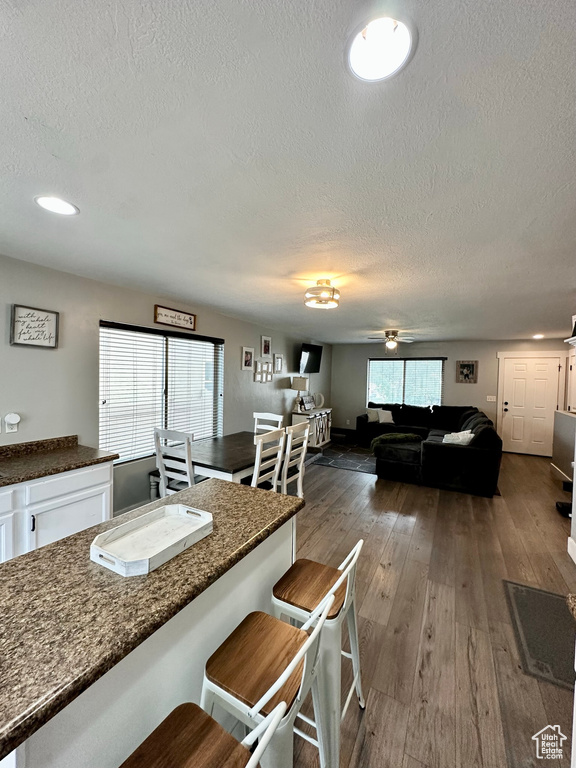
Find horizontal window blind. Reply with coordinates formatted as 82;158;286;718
368;358;444;406
99;324;223;462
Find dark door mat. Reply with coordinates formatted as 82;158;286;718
314;443;376;475
503;580;575;690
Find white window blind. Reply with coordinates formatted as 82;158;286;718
368;358;444;406
99;324;223;462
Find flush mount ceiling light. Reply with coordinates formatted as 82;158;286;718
304;279;340;309
348;16;413;82
533;334;544;339
34;196;80;215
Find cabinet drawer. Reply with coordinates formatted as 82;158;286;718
26;463;112;505
0;488;15;515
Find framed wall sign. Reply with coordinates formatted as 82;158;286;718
242;347;255;371
456;360;478;384
273;353;283;373
154;305;196;331
10;305;59;348
254;361;263;383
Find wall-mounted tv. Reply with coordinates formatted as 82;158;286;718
298;343;323;374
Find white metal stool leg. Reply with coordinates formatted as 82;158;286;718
259;720;294;768
318;621;342;768
346;598;366;709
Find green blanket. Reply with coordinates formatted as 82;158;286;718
371;433;423;451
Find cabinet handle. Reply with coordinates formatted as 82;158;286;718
31;514;36;532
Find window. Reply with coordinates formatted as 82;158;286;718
368;358;444;406
99;322;224;462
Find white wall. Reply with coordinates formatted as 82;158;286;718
0;253;331;509
331;339;567;429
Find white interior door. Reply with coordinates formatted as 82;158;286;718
501;357;560;456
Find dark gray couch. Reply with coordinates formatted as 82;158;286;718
356;403;502;497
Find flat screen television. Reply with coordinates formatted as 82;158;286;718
298;343;323;374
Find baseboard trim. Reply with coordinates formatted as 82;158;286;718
568;536;576;566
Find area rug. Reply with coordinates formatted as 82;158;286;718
314;442;376;474
503;580;575;690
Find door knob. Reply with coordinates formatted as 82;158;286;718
504;401;509;406
504;408;509;412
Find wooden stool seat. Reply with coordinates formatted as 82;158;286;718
119;702;253;768
205;611;307;716
272;559;347;620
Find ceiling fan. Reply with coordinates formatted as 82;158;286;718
367;329;415;351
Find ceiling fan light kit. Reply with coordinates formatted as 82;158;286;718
304;279;340;309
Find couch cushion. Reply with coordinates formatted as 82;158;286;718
399;405;433;428
428;428;450;438
457;408;481;430
430;405;477;431
371;433;423;450
462;413;494;432
366;408;380;422
378;409;394;424
469;425;502;449
373;441;422;464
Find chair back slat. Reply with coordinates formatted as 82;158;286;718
251;428;285;490
253;412;284;434
154;428;196;497
278;421;310;498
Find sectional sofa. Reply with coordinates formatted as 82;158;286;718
356;403;503;497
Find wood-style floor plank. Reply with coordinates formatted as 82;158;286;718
292;453;576;768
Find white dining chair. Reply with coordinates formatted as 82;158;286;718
277;421;310;498
251;428;286;491
253;412;284;434
154;428;197;496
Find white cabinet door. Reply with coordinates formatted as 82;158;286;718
0;511;15;563
28;484;111;551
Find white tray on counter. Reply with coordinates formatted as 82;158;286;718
90;504;213;577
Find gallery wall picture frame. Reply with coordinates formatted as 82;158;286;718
154;305;196;331
10;304;59;348
254;361;263;383
261;335;272;359
242;347;255;371
456;360;478;384
273;353;283;374
263;361;273;382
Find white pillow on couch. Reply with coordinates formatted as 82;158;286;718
442;429;473;445
378;409;394;424
366;408;380;422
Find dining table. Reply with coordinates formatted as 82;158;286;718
184;430;258;483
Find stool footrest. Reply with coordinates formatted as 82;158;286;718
294;726;320;748
341;671;362;722
296;712;317;729
341;650;353;660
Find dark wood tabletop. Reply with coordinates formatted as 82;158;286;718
189;431;257;473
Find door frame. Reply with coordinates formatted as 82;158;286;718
496;350;568;437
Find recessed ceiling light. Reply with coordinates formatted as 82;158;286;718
348;16;413;82
34;196;80;215
533;334;544;339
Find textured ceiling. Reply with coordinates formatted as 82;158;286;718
1;0;575;343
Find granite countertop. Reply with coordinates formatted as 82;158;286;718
0;436;119;488
0;479;304;759
566;594;576;621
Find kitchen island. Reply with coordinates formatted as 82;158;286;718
0;479;303;768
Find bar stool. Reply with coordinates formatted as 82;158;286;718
200;596;334;768
270;540;365;768
119;700;286;768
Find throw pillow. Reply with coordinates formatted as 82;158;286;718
371;433;423;451
366;408;380;423
443;430;474;445
378;409;394;424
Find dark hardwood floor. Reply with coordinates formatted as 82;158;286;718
293;453;575;768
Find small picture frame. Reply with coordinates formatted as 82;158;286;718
456;360;478;384
261;335;272;359
10;304;59;348
242;346;255;371
273;353;283;374
254;361;263;383
263;361;273;382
